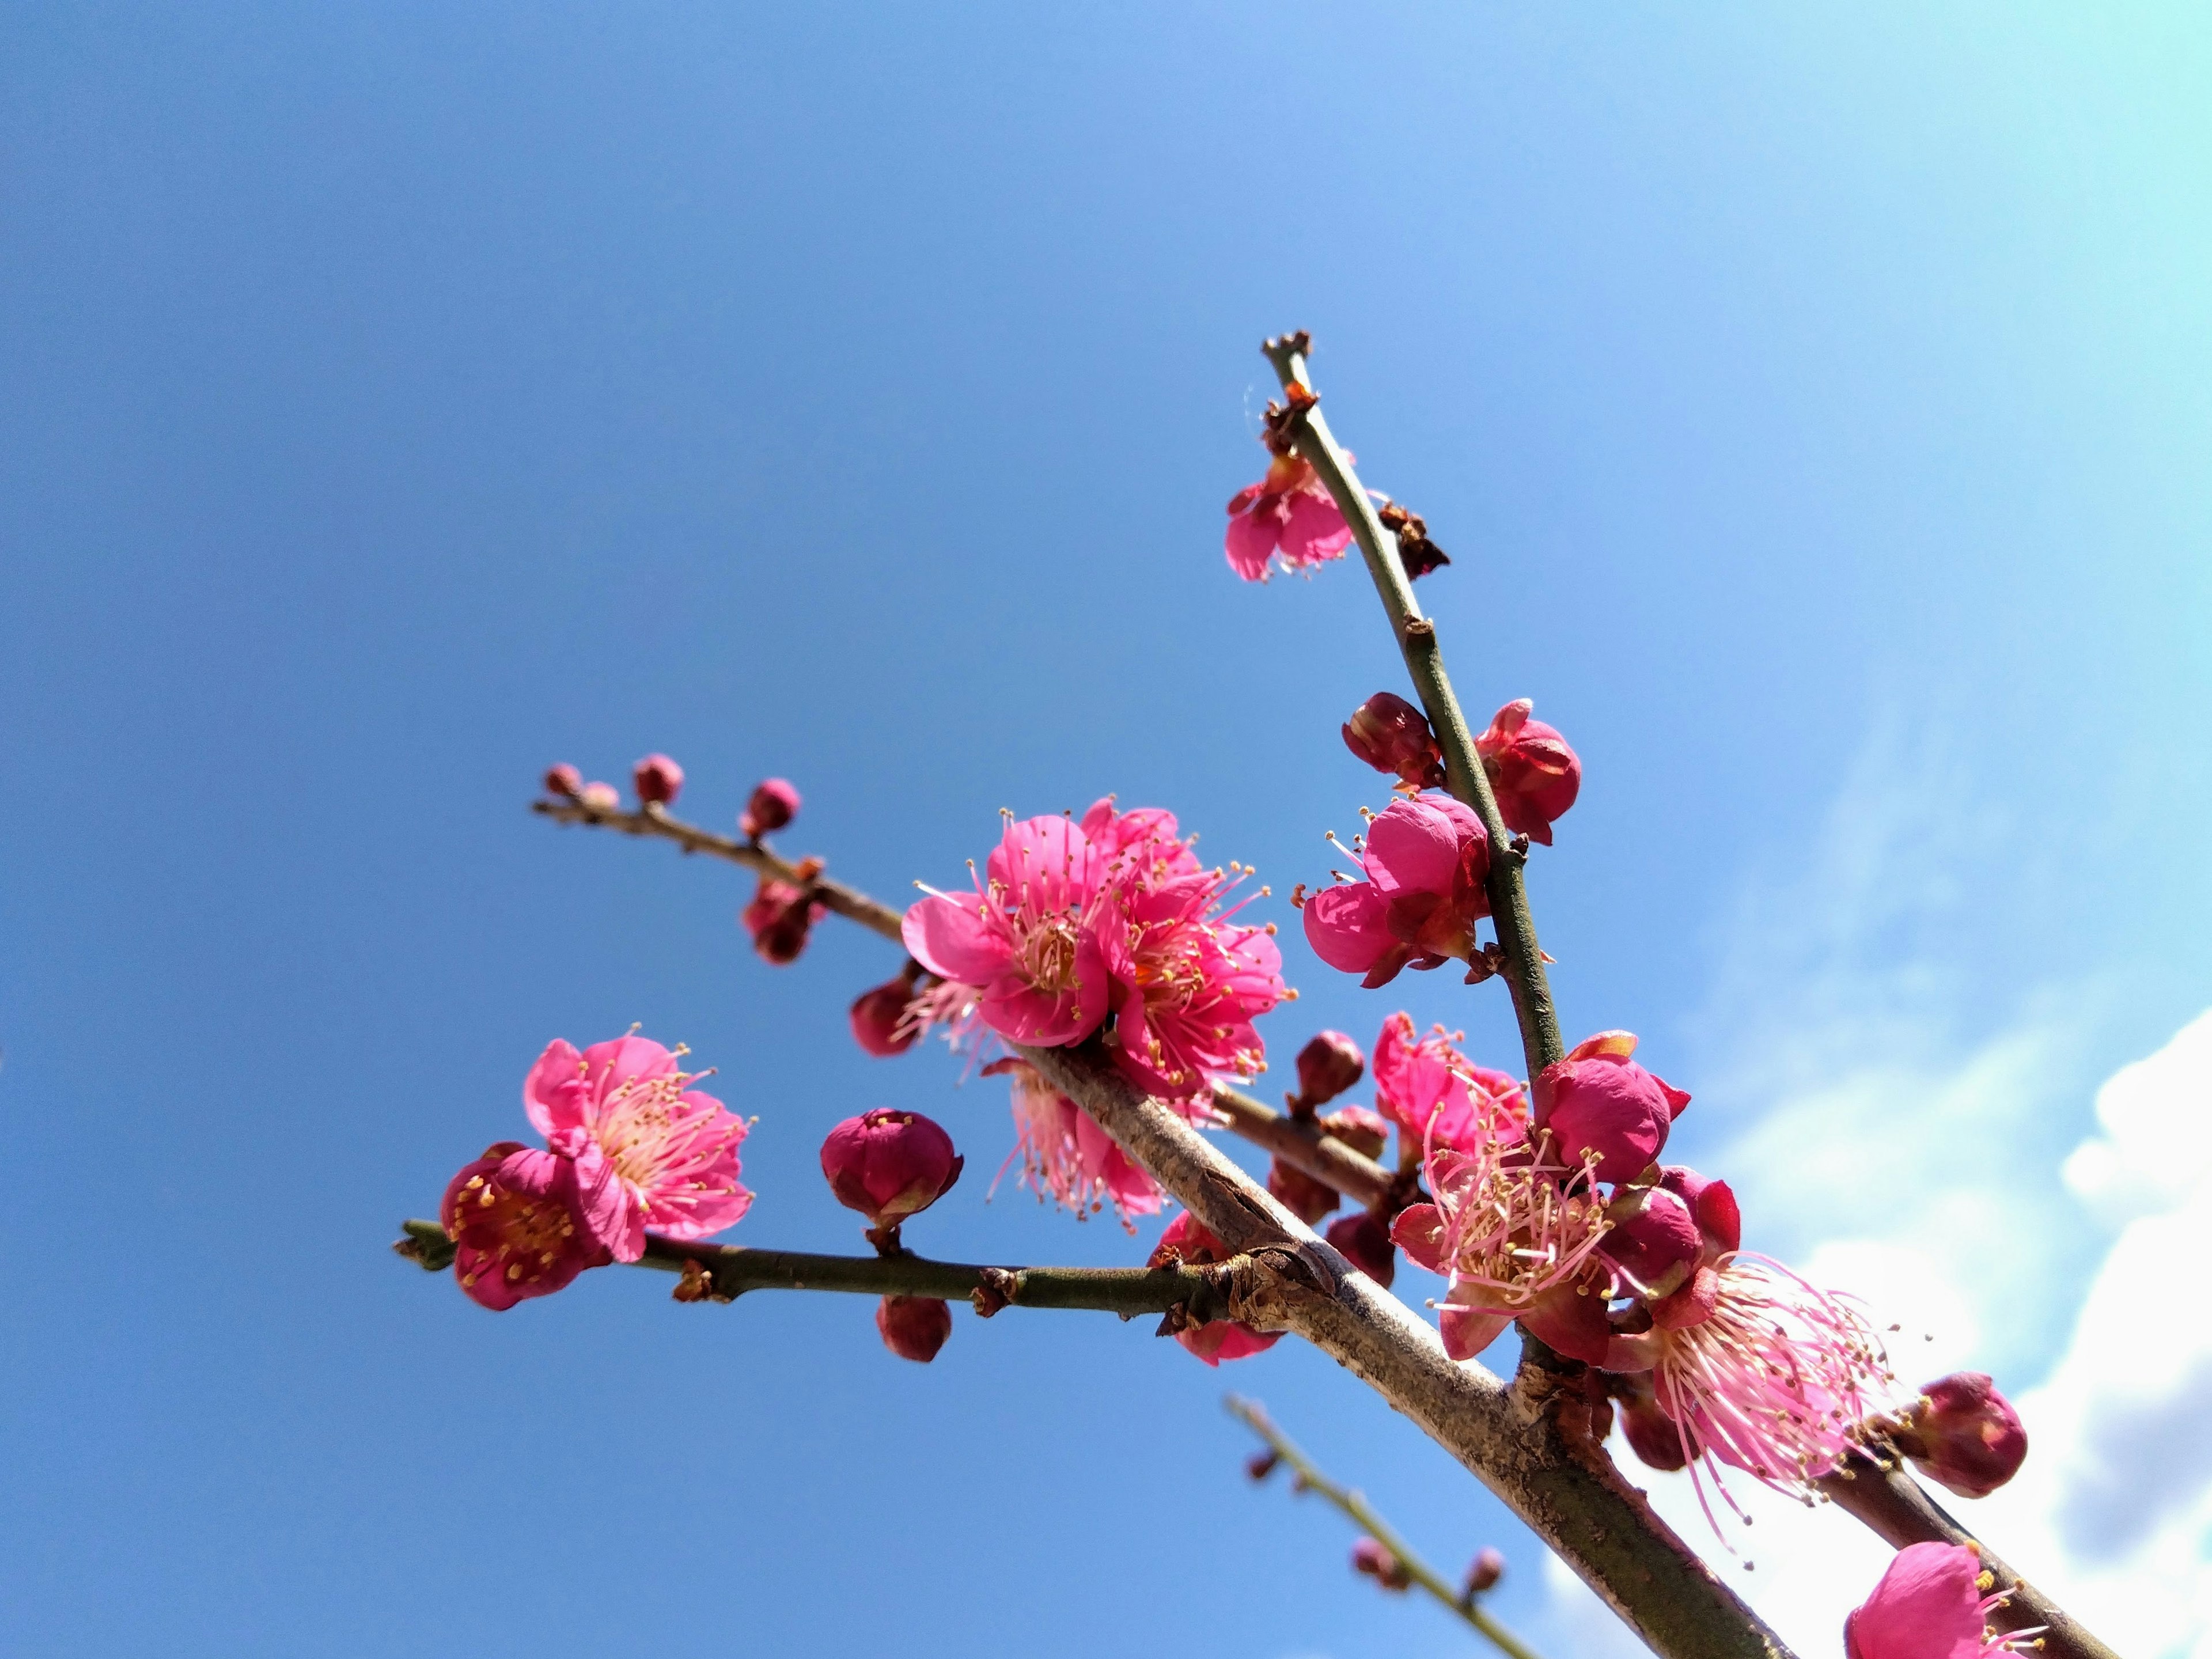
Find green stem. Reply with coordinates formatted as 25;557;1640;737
1228;1395;1546;1659
1260;334;1564;1075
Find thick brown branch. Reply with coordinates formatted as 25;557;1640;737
394;1218;1246;1320
1819;1452;2119;1659
1017;1040;1794;1659
1261;335;1563;1075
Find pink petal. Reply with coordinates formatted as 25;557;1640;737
522;1039;586;1139
902;891;1012;984
1363;799;1463;896
1279;488;1353;566
1302;882;1393;974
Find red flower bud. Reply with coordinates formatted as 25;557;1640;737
1245;1449;1281;1482
1325;1209;1396;1289
1342;692;1447;791
1318;1104;1390;1163
740;777;801;839
1532;1032;1690;1186
631;752;684;806
875;1294;952;1362
1266;1157;1342;1226
1475;699;1581;845
543;763;583;798
1351;1537;1413;1592
848;975;920;1058
821;1109;963;1229
1464;1546;1506;1596
1149;1213;1282;1366
743;875;825;964
440;1142;607;1312
1614;1370;1689;1472
1600;1184;1702;1302
1289;1029;1366;1114
1894;1372;2028;1499
579;781;620;811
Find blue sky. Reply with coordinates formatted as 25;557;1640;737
3;6;2207;1656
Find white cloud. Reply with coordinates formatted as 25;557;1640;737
1545;725;2212;1656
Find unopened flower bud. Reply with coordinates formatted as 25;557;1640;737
579;781;620;812
1613;1370;1688;1472
1533;1032;1690;1186
1600;1184;1702;1303
849;974;921;1058
740;777;801;839
1464;1546;1506;1596
1149;1213;1282;1365
632;752;684;806
875;1294;952;1362
1245;1449;1280;1482
1289;1029;1366;1115
1325;1209;1396;1289
821;1109;963;1229
1319;1104;1390;1163
1343;692;1448;791
1476;699;1581;845
1267;1157;1342;1226
1893;1372;2028;1499
1351;1537;1413;1592
743;876;824;964
543;763;583;798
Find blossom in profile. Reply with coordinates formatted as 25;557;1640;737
1893;1372;2029;1499
1150;1211;1281;1365
1225;451;1353;582
744;874;825;964
987;1058;1161;1227
523;1035;752;1263
848;972;922;1057
1532;1031;1689;1187
877;1295;953;1363
1475;699;1581;844
1370;1013;1524;1153
1342;692;1446;793
632;752;684;806
1301;797;1491;987
740;777;800;839
820;1109;963;1230
903;814;1110;1046
442;1141;608;1310
1845;1541;2039;1659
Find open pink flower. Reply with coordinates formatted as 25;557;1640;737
903;815;1111;1046
442;1141;609;1311
1078;796;1202;879
986;1058;1161;1227
524;1035;752;1264
1371;1013;1525;1153
1226;452;1353;582
1150;1211;1281;1365
1099;865;1285;1103
1846;1542;2039;1659
1302;797;1491;988
1475;700;1580;844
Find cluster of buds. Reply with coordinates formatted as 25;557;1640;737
820;1108;966;1363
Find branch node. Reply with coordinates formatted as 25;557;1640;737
969;1267;1019;1318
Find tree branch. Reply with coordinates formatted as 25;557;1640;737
393;1218;1248;1320
1262;334;1563;1075
1017;1039;1795;1659
1817;1452;2119;1659
1210;1082;1403;1211
1229;1393;1546;1659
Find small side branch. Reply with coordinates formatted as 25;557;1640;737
1819;1452;2119;1659
1229;1394;1546;1659
1211;1082;1406;1211
1260;334;1563;1075
394;1218;1245;1321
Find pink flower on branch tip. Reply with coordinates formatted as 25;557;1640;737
986;1058;1161;1228
631;752;684;806
848;972;922;1058
1225;451;1353;583
1476;700;1581;845
1892;1372;2028;1499
1343;692;1447;793
744;874;826;965
523;1035;752;1264
1847;1542;2040;1659
442;1142;609;1310
1301;797;1491;988
1531;1031;1689;1188
1149;1211;1281;1366
876;1294;953;1363
740;777;800;839
543;763;583;798
820;1109;963;1230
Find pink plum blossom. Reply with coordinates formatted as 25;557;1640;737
820;1109;963;1230
1302;797;1491;988
903;815;1111;1047
1343;692;1446;793
1894;1372;2029;1500
1475;699;1581;844
441;1141;609;1311
1531;1031;1690;1187
1371;1013;1525;1153
523;1035;752;1264
744;874;825;964
1149;1211;1281;1365
848;972;921;1057
1846;1542;2039;1659
986;1058;1161;1228
1225;451;1353;582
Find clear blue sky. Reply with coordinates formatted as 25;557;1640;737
3;6;2207;1656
